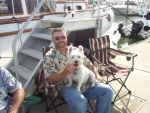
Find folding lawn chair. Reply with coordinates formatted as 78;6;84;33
88;35;137;104
34;46;95;113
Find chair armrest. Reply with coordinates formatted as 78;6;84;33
110;48;137;60
108;51;116;59
88;55;103;65
109;48;137;70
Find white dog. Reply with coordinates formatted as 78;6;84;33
66;45;96;92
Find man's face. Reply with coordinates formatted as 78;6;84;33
52;31;67;49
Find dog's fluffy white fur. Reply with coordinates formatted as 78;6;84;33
66;45;96;92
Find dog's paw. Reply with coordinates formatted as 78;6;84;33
76;88;81;92
91;82;95;87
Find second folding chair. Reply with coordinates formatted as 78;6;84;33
88;35;137;104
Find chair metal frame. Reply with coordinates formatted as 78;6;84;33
88;35;137;104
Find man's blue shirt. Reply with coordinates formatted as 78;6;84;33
0;67;22;112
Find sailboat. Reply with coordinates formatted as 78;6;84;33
137;0;150;30
112;0;138;15
138;0;150;16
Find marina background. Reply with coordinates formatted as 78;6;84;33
114;14;143;49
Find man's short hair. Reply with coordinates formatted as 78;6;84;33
52;28;65;35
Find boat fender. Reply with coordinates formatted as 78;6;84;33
106;14;111;22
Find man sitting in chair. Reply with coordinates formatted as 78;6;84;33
43;28;113;113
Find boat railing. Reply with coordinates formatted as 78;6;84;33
12;0;46;80
0;0;6;8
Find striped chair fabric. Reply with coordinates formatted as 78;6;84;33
89;35;137;104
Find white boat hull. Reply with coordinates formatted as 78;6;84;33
113;5;138;15
0;7;115;68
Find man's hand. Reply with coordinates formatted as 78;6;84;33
8;107;18;113
63;64;75;75
96;75;105;83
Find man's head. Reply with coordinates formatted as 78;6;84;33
52;28;67;49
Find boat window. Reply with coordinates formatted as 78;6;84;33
0;0;23;15
26;0;50;14
76;6;82;10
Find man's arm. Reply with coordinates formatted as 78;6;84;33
8;88;25;113
0;67;25;113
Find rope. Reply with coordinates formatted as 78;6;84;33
109;5;134;23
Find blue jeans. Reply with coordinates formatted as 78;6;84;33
59;82;113;113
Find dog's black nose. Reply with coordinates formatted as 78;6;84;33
75;60;78;63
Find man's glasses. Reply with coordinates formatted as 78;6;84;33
54;36;66;41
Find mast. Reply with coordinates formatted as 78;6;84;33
11;0;15;16
97;0;102;37
126;0;129;15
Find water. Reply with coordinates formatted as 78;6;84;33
114;15;143;49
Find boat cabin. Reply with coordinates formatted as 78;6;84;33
0;0;87;18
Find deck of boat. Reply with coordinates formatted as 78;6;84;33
28;37;150;113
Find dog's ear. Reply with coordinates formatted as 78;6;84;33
68;45;73;53
78;45;84;55
67;45;73;60
78;45;83;51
